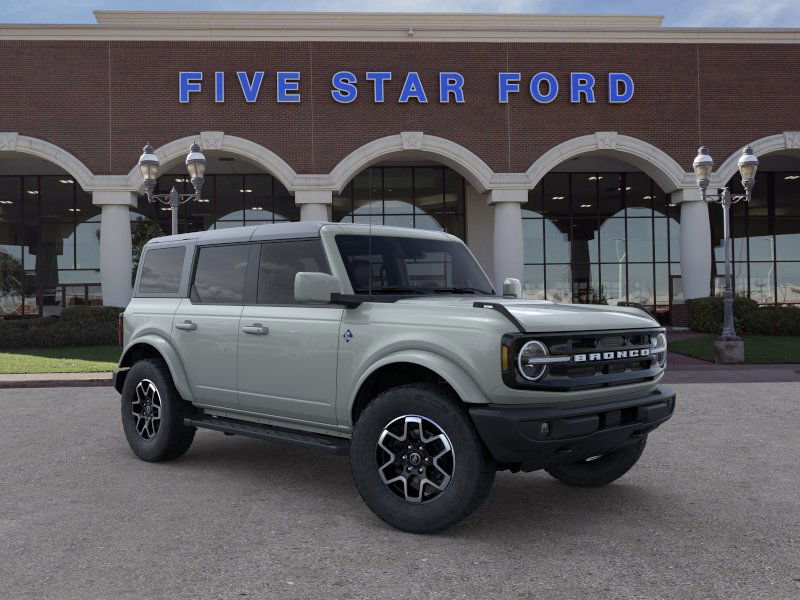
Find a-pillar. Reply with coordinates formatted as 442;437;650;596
296;190;332;221
93;191;137;308
488;189;527;293
673;188;712;300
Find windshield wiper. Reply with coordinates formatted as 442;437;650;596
432;287;492;295
353;286;426;295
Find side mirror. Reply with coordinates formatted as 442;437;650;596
502;278;522;299
294;272;341;304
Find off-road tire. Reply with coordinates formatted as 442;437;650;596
545;436;647;488
121;358;196;462
350;383;495;534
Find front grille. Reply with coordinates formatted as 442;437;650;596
503;328;665;392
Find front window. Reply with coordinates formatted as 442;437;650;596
335;234;493;295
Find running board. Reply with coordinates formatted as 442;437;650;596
184;415;350;455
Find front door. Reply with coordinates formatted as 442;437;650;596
237;239;342;426
173;243;252;410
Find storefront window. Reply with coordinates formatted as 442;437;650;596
0;175;101;317
333;166;466;240
715;170;800;305
522;171;679;320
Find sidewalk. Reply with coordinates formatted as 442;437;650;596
0;372;112;389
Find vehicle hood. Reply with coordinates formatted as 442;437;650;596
395;296;659;332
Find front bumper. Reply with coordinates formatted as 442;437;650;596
469;386;675;472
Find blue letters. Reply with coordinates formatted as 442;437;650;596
277;71;301;103
237;71;264;103
498;73;521;103
179;72;203;103
570;73;596;103
608;73;634;103
365;72;392;103
214;72;224;103
439;72;465;103
331;71;358;103
399;72;428;103
530;72;558;104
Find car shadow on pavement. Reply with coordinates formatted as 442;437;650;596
152;430;680;538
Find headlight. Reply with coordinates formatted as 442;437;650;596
517;340;550;381
652;332;668;368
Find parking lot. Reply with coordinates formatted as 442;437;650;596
1;383;798;600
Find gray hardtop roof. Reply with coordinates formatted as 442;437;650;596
143;221;456;248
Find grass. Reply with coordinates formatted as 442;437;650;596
669;335;800;364
0;346;121;374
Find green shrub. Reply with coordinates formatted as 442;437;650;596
687;296;800;336
686;296;759;335
747;307;800;336
0;306;123;349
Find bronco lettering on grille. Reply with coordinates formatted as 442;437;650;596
572;348;651;362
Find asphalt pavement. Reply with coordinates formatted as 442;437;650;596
1;384;798;600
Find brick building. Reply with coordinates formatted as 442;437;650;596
0;11;799;319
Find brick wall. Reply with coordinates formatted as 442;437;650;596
1;39;798;177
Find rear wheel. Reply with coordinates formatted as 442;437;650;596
121;358;195;462
545;437;647;488
350;383;495;533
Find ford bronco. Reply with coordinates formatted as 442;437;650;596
114;222;674;533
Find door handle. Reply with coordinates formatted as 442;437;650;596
175;320;197;331
242;324;268;335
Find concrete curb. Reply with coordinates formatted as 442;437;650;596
0;373;113;389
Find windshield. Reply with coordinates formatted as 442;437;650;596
334;234;494;295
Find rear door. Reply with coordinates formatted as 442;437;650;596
237;238;343;426
172;243;253;410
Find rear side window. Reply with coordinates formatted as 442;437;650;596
138;246;186;295
192;244;251;304
258;239;329;304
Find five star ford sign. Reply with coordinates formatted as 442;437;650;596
178;71;635;104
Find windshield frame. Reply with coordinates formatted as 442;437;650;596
332;232;495;297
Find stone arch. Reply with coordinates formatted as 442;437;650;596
328;132;496;194
713;131;800;186
526;132;691;193
0;132;95;190
123;131;298;192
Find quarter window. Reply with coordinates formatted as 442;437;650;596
138;246;186;295
257;240;329;304
192;244;250;304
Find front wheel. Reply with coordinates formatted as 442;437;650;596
545;436;647;488
350;383;495;534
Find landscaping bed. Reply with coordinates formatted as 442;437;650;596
669;335;800;364
0;345;120;374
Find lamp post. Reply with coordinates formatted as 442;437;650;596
138;142;207;235
692;144;759;348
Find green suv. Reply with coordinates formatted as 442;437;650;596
114;222;674;533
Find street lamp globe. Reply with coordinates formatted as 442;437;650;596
185;141;206;176
737;145;759;192
185;142;207;197
692;146;714;196
138;144;160;193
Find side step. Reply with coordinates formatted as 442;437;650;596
184;415;350;455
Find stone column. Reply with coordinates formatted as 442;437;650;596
296;190;333;222
673;188;712;300
488;189;527;293
93;191;137;308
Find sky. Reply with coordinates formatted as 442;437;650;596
1;0;799;27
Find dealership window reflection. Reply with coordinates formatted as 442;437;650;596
333;166;466;240
522;172;680;320
0;175;101;316
712;171;800;305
